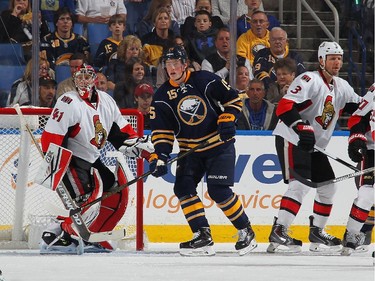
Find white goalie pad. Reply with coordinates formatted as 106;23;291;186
34;143;72;191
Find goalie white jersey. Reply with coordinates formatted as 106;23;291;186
273;70;362;148
41;89;136;163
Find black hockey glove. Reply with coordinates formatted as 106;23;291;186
292;121;315;152
348;133;367;162
217;113;236;141
149;153;168;177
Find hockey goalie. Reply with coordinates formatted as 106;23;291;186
38;64;153;254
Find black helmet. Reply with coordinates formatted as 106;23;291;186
162;45;187;67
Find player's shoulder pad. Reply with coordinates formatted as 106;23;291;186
57;91;80;105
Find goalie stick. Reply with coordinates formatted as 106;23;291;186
289;167;375;188
13;104;126;242
67;134;222;217
314;146;360;172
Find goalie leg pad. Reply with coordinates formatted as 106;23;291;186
80;168;104;227
88;188;129;232
88;160;130;232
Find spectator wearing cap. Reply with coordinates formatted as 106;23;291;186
134;83;154;129
39;76;57;108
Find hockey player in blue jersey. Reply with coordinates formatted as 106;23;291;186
149;46;257;256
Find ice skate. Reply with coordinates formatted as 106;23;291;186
84;241;113;253
267;217;302;253
341;230;366;256
308;216;341;252
40;231;83;255
235;225;257;256
179;227;215;256
353;229;372;253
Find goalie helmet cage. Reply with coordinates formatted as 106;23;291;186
0;107;145;251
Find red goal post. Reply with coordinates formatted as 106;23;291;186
0;107;145;251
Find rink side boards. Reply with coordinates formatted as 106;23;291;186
140;131;374;243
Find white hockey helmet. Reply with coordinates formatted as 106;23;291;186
73;64;97;99
318;41;344;64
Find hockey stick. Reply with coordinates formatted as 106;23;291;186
289;167;375;188
314;146;360;172
13;104;126;242
67;134;222;217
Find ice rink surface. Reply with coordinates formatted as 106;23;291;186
0;243;373;281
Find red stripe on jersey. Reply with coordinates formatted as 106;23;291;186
347;115;361;130
121;124;137;138
40;131;65;152
313;201;332;216
69;123;81;138
280;196;301;215
350;204;370;223
276;98;295;116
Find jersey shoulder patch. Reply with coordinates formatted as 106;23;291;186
301;74;312;83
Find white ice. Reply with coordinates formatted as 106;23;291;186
0;243;373;281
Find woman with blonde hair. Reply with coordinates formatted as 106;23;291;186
106;35;149;91
141;7;175;67
9;57;54;106
136;0;179;39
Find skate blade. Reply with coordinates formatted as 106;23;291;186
309;243;342;253
267;242;302;253
341;247;354;256
180;245;215;257
237;239;258;256
354;245;369;253
40;244;82;255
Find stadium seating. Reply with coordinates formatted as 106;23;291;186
0;64;25;97
87;23;111;46
55;65;71;83
0;0;8;12
0;43;26;65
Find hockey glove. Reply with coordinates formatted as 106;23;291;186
149;153;168;177
120;135;154;160
217;113;236;141
348;133;367;162
292;121;315;152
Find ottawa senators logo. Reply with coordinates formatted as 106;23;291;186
315;96;335;130
178;96;207;125
90;115;107;149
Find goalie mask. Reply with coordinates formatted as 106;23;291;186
73;64;98;99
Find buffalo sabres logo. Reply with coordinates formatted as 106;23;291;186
90;115;107;149
178;96;207;125
315;95;335;130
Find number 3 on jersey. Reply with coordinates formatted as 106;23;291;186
290;85;302;94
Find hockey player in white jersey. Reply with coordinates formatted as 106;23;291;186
342;83;374;256
268;42;362;253
39;64;154;254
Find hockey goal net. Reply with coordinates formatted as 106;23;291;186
0;107;145;250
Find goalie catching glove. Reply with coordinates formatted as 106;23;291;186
348;133;367;162
217;113;236;141
119;135;154;159
292;120;315;152
149;153;168;177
